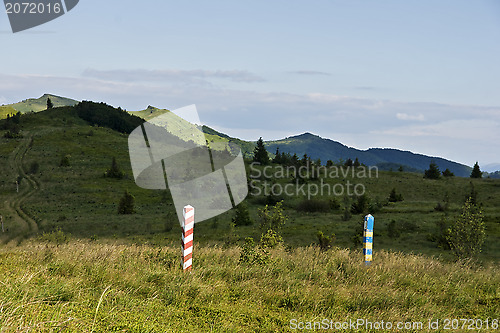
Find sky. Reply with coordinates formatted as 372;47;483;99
1;0;500;167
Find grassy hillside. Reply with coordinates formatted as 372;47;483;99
0;106;499;262
0;105;18;119
0;105;499;331
5;94;78;115
0;240;498;332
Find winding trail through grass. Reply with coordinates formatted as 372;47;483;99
2;133;40;240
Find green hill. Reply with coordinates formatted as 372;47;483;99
5;94;79;115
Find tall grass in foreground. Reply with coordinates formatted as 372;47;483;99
0;240;498;332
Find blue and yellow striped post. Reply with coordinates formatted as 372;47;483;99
363;214;374;266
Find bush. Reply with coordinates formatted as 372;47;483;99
39;228;69;246
442;168;454;177
29;161;40;174
104;157;125;179
296;199;330;213
388;188;403;202
258;201;287;231
260;229;283;248
232;202;252;226
434;192;450;212
59;155;70;167
118;190;135;214
317;231;335;251
351;194;370;215
387;220;400;238
329;198;341;211
239;237;269;266
447;197;485;259
433;216;450;250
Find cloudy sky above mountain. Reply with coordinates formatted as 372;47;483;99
1;0;499;166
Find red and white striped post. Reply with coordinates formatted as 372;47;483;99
182;205;194;271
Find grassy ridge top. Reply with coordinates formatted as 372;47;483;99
6;94;78;114
0;240;498;332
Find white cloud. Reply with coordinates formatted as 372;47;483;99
82;68;265;84
289;70;331;76
396;113;425;121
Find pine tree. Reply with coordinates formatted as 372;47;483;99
232;201;252;226
442;168;454;177
118;190;135;214
272;147;281;164
301;153;309;167
388;188;403;202
344;158;353;167
253;137;269;165
424;161;441;179
470;162;482;178
47;97;53;109
105;157;124;179
353;157;360;168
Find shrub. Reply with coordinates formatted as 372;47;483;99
447;197;485;259
317;231;335;251
118;190;135;214
329;198;341;211
388;188;403;202
59;155;70;167
442;168;454;177
351;194;370;215
433;216;450;250
387;220;400;238
260;229;283;248
29;161;40;174
232;202;252;226
39;228;69;246
434;192;450;212
258;201;287;231
296;199;330;213
104;157;125;179
239;237;269;265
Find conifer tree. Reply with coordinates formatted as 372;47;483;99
470;162;482;178
424;161;441;179
253;137;269;165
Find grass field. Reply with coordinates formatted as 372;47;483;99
0;106;499;331
0;240;498;332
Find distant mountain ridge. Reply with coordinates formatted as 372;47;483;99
265;132;473;177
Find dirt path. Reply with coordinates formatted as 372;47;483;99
1;133;40;242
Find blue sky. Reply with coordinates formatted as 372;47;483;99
1;0;500;167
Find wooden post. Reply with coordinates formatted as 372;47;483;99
363;214;374;266
182;205;194;271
